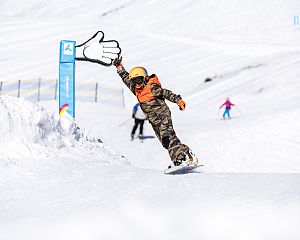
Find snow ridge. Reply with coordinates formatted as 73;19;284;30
0;96;127;166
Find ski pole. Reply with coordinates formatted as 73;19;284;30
217;108;221;120
117;117;131;127
235;105;243;115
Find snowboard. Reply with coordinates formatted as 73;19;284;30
164;163;203;175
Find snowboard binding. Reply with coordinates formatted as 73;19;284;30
169;150;200;168
186;150;199;166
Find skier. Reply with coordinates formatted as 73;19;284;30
112;57;194;166
219;97;235;119
131;103;147;141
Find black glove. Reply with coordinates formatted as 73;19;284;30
132;113;135;118
112;56;122;67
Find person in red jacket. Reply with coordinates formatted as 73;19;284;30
219;98;235;119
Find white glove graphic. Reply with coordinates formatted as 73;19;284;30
76;31;121;66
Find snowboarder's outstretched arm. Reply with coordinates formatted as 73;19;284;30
112;57;186;110
150;83;181;103
112;57;136;95
150;83;186;110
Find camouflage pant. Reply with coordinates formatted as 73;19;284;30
147;110;190;162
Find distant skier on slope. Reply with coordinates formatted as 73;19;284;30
112;57;195;166
219;97;235;119
131;103;147;141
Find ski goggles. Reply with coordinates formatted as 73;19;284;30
131;76;145;85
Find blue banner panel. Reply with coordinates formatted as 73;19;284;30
59;40;76;118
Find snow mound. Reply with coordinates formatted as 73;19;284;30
0;96;127;166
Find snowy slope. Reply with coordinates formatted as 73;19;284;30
1;0;300;240
1;98;300;240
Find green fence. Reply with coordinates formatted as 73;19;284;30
0;79;125;108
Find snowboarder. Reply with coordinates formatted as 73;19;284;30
219;98;235;119
112;57;194;166
131;103;147;141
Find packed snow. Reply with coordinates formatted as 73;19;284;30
0;0;300;240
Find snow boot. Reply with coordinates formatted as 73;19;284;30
172;153;186;166
138;134;143;143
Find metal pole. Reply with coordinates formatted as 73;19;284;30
17;80;21;98
295;16;300;25
122;88;125;109
95;82;98;103
37;78;41;102
54;79;58;100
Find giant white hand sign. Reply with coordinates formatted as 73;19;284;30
75;31;121;66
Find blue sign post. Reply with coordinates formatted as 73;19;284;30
58;31;121;118
59;40;76;118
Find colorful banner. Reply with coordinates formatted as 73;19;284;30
59;40;76;118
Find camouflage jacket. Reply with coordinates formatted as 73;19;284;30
117;66;182;118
